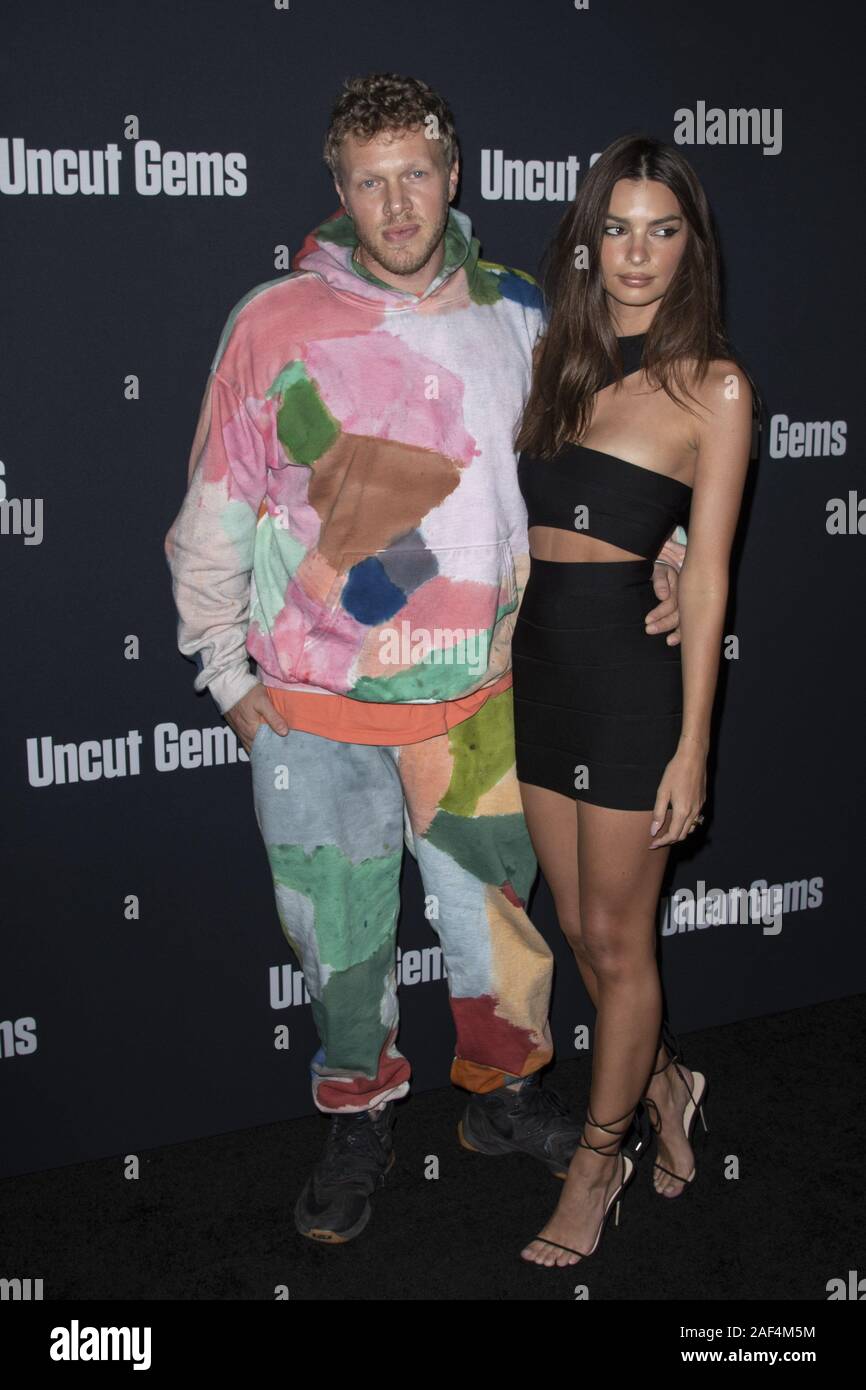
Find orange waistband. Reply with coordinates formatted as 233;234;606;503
264;671;513;745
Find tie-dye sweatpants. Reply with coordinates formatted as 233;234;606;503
249;685;555;1113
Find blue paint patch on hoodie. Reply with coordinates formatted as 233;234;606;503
342;556;408;625
483;264;545;313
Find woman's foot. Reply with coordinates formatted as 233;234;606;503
520;1145;624;1267
645;1056;696;1197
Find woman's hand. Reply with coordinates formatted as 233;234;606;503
648;744;707;848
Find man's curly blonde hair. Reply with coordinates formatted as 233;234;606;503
323;72;460;181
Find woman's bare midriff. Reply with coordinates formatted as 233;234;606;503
529;527;647;562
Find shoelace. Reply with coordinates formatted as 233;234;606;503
317;1113;389;1185
510;1079;576;1136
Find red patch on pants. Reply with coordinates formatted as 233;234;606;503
450;994;553;1092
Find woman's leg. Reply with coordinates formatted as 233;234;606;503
520;783;701;1205
518;790;674;1266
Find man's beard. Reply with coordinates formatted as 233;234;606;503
354;204;450;279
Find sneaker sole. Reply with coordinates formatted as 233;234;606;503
457;1118;567;1180
294;1149;396;1244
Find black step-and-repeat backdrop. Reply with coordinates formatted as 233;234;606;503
2;0;862;1179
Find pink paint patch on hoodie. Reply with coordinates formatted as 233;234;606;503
353;573;506;681
221;393;270;504
397;572;505;632
305;337;478;464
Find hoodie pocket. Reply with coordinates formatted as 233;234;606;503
303;538;518;664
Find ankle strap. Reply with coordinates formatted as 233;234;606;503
650;1019;682;1076
642;1095;661;1133
650;1050;679;1076
579;1103;636;1157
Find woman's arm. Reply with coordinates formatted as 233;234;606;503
649;360;753;845
678;360;753;747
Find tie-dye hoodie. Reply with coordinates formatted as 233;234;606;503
164;206;545;716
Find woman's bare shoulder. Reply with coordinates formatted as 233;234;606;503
678;355;754;419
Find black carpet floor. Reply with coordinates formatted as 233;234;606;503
2;995;864;1301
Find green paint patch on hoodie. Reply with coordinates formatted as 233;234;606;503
250;513;306;623
469;261;508;306
219;497;257;557
272;360;341;466
351;610;513;703
471;260;541;308
351;662;481;703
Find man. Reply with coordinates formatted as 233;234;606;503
164;72;685;1244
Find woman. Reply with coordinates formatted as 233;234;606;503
511;133;759;1268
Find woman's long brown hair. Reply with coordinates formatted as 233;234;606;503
514;132;762;459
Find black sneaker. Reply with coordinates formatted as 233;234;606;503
294;1102;397;1244
457;1072;584;1179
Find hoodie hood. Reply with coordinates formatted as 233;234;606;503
291;205;480;309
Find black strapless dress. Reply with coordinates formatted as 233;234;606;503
513;333;692;811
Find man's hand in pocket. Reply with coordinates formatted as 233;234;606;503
225;685;290;756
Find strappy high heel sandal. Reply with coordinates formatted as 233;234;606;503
641;1024;709;1197
521;1104;636;1266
